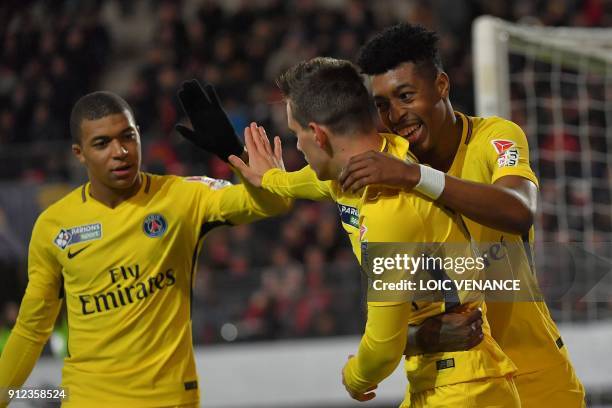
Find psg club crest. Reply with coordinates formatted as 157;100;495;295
143;214;167;238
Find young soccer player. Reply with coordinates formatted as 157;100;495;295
0;89;290;407
340;23;585;407
230;57;520;408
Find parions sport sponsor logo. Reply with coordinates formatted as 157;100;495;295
53;223;102;250
491;139;519;168
338;204;359;228
143;214;167;238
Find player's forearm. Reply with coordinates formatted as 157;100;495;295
0;295;61;405
236;171;293;219
0;331;46;398
344;332;406;392
261;166;331;201
437;175;534;234
343;303;410;392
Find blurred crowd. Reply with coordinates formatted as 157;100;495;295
0;0;611;345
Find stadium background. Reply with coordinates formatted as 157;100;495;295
0;0;610;407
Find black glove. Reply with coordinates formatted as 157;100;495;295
176;79;244;162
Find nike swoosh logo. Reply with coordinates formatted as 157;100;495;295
67;244;91;259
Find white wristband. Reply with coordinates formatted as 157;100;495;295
414;164;445;200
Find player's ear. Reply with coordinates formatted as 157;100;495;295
310;123;328;149
435;71;450;99
72;143;86;165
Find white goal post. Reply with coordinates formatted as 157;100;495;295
472;15;612;253
473;15;612;119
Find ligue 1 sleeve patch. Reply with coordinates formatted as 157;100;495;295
184;176;232;190
53;223;102;250
491;139;519;167
491;139;515;154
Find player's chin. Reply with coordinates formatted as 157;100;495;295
408;134;430;156
108;172;139;189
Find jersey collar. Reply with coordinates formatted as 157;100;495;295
455;111;473;146
81;172;152;205
446;112;472;177
378;132;414;162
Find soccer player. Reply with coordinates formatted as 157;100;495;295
0;89;291;407
230;57;520;407
339;23;585;407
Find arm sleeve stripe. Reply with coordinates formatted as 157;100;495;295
521;232;535;275
58;273;65;299
189;233;202;321
189;221;230;319
199;221;230;239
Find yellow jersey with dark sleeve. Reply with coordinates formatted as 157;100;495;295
0;173;290;408
263;134;516;395
450;112;574;375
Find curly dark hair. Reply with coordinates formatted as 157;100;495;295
357;23;442;79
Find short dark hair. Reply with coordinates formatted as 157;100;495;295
357;23;442;79
277;57;376;135
70;91;135;143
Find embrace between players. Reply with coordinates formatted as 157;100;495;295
0;24;584;407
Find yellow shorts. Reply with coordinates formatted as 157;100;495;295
515;361;585;408
401;375;520;408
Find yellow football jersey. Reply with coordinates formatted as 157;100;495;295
262;133;516;395
0;173;289;407
450;111;577;376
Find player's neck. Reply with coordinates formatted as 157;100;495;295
419;107;462;172
88;173;143;208
330;130;382;180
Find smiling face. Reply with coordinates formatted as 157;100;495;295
72;111;142;193
371;62;449;157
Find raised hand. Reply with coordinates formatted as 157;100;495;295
175;79;244;162
229;122;284;187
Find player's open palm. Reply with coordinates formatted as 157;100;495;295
229;122;284;187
